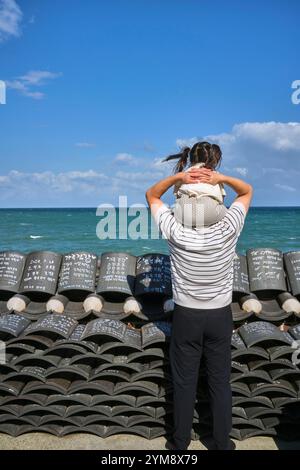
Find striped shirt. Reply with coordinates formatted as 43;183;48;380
154;201;247;309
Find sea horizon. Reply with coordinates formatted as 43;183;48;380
0;206;299;256
1;205;300;210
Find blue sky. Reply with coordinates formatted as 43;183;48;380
0;0;300;207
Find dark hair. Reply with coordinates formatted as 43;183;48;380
163;141;222;173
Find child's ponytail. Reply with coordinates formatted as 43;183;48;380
162;147;190;173
162;141;222;173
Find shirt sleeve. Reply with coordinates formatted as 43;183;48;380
222;201;247;237
153;203;178;240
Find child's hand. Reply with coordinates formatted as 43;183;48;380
208;172;224;185
195;170;224;185
178;167;212;184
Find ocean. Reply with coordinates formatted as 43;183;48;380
0;207;299;256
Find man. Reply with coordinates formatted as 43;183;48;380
146;166;252;450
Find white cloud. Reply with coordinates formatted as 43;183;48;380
0;169;109;197
176;122;300;205
261;167;285;174
151;157;169;168
175;137;199;148
177;122;300;154
115;153;135;163
206;122;300;152
113;152;152;168
0;164;166;205
75;142;95;148
114;153;142;167
6;70;62;99
0;175;9;183
5;79;44;99
232;122;300;151
234;167;248;177
274;183;296;192
0;0;22;42
115;170;164;182
2;122;300;206
19;70;62;85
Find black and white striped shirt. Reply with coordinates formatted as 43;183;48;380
154;201;247;309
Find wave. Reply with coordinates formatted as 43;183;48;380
20;223;33;226
30;235;44;239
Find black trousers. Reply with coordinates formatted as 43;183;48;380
169;302;233;450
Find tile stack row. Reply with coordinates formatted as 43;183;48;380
0;248;300;326
0;315;300;440
0;248;299;441
0;314;172;439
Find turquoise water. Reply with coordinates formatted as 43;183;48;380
0;207;299;255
